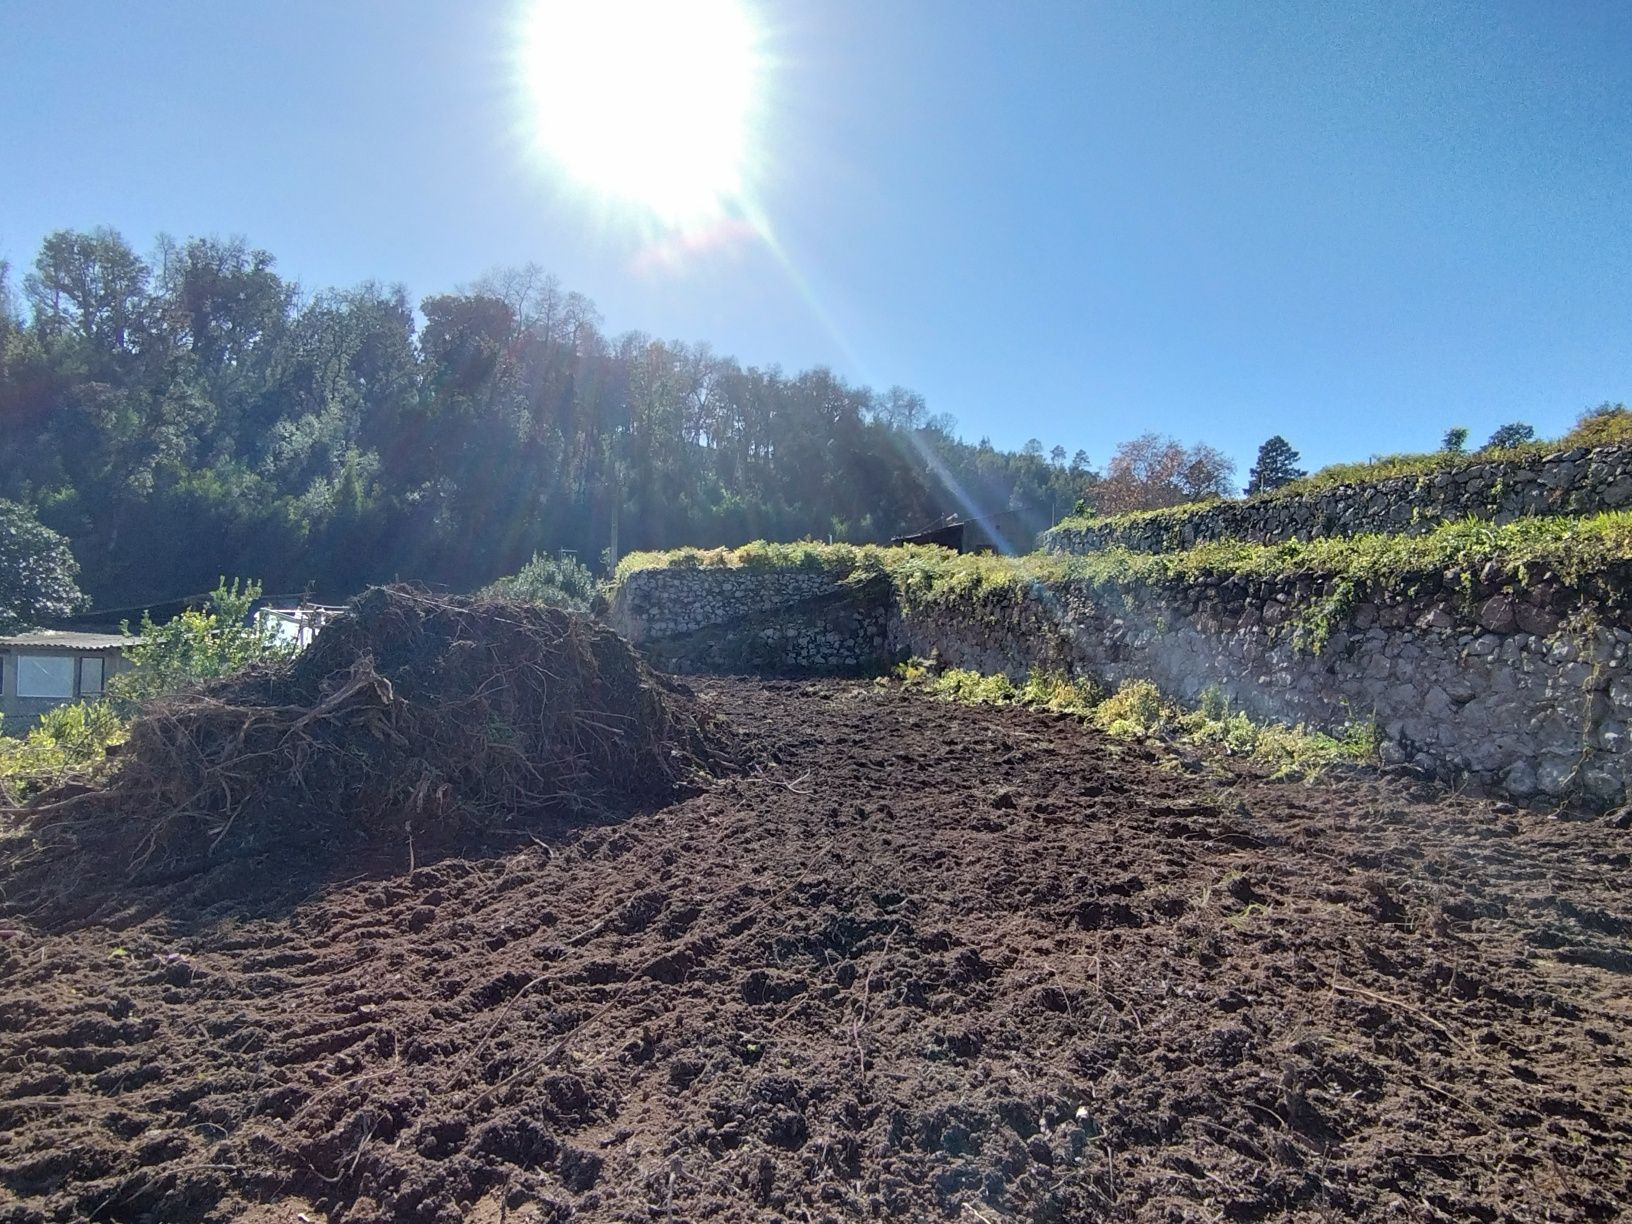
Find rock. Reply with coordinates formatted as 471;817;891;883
1502;761;1538;797
1536;755;1577;797
1601;476;1632;507
1476;596;1517;634
1597;721;1628;753
1581;766;1624;805
1422;685;1454;718
1417;606;1456;631
1515;603;1561;636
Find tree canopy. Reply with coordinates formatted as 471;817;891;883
1245;435;1306;495
0;228;1101;610
1485;421;1536;450
1096;434;1236;514
0;500;85;632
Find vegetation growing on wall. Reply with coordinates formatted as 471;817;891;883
1047;403;1632;537
620;512;1632;621
616;539;906;582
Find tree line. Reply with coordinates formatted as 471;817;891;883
0;228;1110;612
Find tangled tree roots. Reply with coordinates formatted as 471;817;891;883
2;587;733;907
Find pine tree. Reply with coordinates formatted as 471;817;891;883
1245;436;1306;495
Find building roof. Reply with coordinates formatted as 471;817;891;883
0;629;139;652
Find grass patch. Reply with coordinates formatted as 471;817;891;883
901;668;1377;781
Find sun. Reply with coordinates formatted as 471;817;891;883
516;0;764;226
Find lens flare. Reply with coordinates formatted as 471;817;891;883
516;0;764;226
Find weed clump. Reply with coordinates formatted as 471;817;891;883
1091;679;1165;737
901;668;1376;781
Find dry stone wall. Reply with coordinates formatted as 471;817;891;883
893;570;1632;807
609;569;891;675
612;562;1632;808
1043;445;1632;554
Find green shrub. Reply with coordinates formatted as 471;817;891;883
483;551;599;610
919;667;1019;705
0;700;126;802
109;577;296;708
1561;403;1632;449
1174;690;1377;779
902;665;1376;781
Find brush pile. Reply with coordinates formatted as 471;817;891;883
2;586;731;899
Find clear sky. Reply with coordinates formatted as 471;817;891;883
2;1;1628;478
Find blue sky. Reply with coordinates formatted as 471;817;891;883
2;1;1628;479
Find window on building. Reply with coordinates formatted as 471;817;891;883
16;655;74;699
79;656;105;697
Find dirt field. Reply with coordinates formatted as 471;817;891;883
2;678;1629;1223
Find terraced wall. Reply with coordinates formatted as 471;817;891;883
1042;445;1632;554
610;548;1632;809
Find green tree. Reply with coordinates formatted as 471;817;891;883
1484;421;1535;450
1245;435;1306;494
1440;426;1469;454
0;499;85;632
23;227;152;363
0;227;1109;602
110;577;294;706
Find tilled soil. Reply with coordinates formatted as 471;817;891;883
2;678;1629;1223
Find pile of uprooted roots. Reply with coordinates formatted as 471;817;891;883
2;586;733;899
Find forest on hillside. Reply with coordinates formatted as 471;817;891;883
0;228;1105;611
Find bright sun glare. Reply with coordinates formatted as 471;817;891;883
517;0;763;226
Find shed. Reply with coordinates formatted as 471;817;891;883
892;508;1033;555
0;630;139;725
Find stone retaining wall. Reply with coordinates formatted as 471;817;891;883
612;563;1632;808
609;568;846;641
609;570;891;675
892;571;1632;806
1042;446;1632;554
